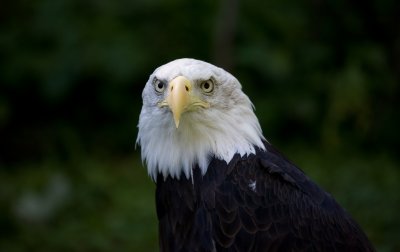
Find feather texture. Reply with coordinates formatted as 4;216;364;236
156;142;375;252
137;58;265;180
137;58;375;252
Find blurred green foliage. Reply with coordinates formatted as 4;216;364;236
0;0;399;251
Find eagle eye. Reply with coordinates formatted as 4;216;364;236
200;79;214;93
153;78;166;93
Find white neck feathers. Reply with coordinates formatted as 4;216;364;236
137;102;265;181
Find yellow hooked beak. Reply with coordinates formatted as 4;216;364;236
167;76;191;128
158;76;209;128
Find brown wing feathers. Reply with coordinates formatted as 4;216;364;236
156;143;375;251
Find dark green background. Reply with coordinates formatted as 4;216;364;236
1;0;399;251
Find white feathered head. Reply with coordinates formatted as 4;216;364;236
137;58;265;180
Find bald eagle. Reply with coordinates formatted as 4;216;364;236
137;58;375;252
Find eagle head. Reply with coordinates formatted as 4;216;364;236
137;58;265;180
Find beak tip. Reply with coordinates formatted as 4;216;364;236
174;120;180;128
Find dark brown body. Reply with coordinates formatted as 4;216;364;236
156;142;375;252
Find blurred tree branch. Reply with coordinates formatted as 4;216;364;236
213;0;239;71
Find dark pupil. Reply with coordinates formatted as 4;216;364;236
157;83;164;89
204;82;210;90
